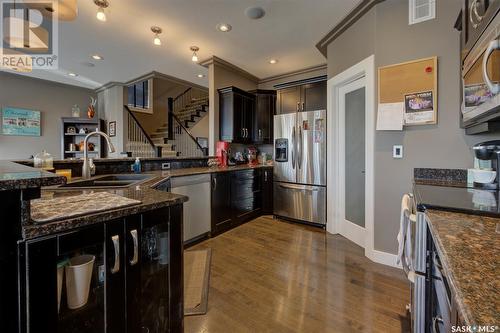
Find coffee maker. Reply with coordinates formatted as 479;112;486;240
473;140;500;190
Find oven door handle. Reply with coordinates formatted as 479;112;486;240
482;39;500;94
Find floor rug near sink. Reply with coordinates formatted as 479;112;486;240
31;192;141;223
184;248;212;316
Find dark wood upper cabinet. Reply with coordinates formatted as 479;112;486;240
249;89;276;144
218;86;255;144
276;86;301;114
277;80;327;114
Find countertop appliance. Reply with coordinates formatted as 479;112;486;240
171;174;211;243
273;110;326;225
461;9;500;133
216;141;230;167
472;140;500;189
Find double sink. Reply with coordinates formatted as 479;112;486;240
57;174;154;189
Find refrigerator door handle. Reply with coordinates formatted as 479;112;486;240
279;183;319;191
291;125;296;169
298;125;303;169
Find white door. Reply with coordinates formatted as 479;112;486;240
338;77;367;246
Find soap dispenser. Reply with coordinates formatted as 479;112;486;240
133;157;141;173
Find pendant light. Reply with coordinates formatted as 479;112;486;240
28;0;78;21
151;26;162;46
190;46;199;62
94;0;109;22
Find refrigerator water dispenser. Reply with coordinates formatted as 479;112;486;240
275;138;288;162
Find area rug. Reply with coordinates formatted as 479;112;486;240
184;248;211;316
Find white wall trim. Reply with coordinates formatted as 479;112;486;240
327;55;398;268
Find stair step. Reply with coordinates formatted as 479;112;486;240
151;132;168;138
155;143;173;150
161;150;177;158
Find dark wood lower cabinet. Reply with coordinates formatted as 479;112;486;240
211;168;271;236
261;168;273;215
22;205;183;333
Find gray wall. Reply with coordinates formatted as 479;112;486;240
327;0;498;254
0;72;96;160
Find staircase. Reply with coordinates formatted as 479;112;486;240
150;88;209;157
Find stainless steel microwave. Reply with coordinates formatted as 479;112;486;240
462;11;500;129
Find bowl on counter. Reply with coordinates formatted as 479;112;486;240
472;169;497;184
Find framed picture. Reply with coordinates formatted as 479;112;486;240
1;107;41;136
109;121;116;137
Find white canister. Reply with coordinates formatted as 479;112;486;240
65;255;95;309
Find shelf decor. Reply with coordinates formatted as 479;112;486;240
1;107;41;136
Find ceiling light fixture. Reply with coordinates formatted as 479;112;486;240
190;46;199;62
92;54;103;60
68;72;78;77
94;0;109;22
151;26;162;46
216;23;232;32
245;7;266;20
269;59;278;64
197;74;205;78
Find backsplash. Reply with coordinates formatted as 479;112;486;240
414;168;468;183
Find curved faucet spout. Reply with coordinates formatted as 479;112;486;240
82;131;116;179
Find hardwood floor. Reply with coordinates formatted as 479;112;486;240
185;216;410;333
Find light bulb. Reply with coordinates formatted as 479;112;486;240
96;7;106;21
191;53;198;62
153;35;161;46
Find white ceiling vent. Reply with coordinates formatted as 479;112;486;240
409;0;436;25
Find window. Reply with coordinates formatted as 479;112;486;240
127;79;152;112
409;0;435;25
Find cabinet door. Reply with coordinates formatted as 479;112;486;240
231;169;262;224
124;215;141;333
219;91;235;142
277;86;301;114
138;208;171;333
242;94;255;143
253;93;275;144
211;173;232;234
301;81;326;111
261;168;274;214
233;92;245;142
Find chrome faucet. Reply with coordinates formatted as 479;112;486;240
82;131;116;179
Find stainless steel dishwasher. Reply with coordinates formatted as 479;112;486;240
170;174;211;243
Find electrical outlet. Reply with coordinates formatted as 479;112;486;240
161;162;171;170
393;145;403;159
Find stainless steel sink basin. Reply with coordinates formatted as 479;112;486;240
57;174;154;189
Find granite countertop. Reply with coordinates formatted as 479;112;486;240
425;209;500;326
0;161;66;191
25;172;187;239
26;164;272;239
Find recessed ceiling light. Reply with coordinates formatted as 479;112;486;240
197;74;205;78
269;59;278;64
68;72;78;77
216;23;232;32
92;54;103;60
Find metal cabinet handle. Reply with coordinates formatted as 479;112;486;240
129;229;138;266
245;128;248;138
111;235;120;274
258;129;262;139
291;126;296;169
296;102;300;112
212;177;217;190
432;316;444;333
264;170;268;182
241;128;244;138
482;39;500;94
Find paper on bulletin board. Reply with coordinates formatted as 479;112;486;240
376;102;404;131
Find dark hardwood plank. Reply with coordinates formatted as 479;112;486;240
185;216;410;333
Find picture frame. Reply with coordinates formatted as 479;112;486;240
109;121;116;137
1;107;41;136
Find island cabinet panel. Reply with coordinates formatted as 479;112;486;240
22;206;184;333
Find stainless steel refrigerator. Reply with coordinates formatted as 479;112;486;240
273;110;326;225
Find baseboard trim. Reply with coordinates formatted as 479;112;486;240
366;249;401;269
340;221;366;248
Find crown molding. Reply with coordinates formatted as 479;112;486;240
316;0;384;57
198;56;259;83
259;63;327;85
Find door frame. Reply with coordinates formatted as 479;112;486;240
327;55;376;261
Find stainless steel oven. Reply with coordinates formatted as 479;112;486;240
462;11;500;126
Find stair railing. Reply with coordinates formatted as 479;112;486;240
124;105;160;158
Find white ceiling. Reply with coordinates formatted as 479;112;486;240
4;0;360;89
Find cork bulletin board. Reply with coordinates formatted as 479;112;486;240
378;56;438;126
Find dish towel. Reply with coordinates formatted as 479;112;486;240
397;193;416;282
